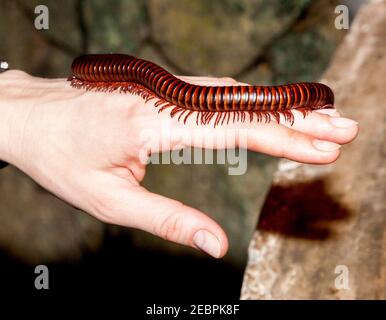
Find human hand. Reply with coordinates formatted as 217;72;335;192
0;71;358;258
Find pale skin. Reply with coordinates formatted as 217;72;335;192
0;70;358;258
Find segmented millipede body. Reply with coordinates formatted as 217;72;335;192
69;54;334;126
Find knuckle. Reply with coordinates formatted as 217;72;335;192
5;69;30;78
281;130;298;158
155;206;185;242
90;191;118;224
222;77;237;83
287;129;298;145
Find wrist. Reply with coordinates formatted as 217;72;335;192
0;70;37;167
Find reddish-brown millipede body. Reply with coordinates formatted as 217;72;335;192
69;54;334;126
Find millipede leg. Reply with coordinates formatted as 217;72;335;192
170;106;183;117
183;111;194;124
178;110;187;122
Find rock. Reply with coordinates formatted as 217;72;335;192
0;0;79;77
240;0;347;84
241;0;386;299
0;167;104;265
148;0;314;76
84;0;145;54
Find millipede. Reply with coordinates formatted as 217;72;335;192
69;54;334;127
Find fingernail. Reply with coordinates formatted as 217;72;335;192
193;230;221;258
313;139;341;152
316;109;340;117
329;117;358;128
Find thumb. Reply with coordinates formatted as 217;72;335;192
100;184;228;258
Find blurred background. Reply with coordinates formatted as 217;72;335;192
0;0;367;299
